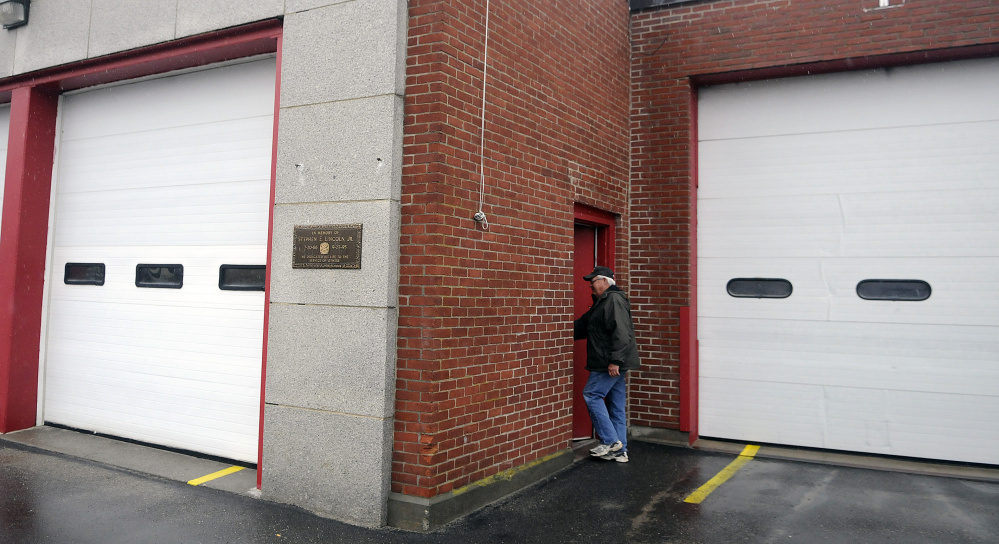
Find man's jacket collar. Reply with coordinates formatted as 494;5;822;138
592;284;623;303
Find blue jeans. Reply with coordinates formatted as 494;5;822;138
583;370;627;452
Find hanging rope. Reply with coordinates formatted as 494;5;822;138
473;0;492;230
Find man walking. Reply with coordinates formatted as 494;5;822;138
574;266;640;462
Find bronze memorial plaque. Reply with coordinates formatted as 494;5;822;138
292;224;362;269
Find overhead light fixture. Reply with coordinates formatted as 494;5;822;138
0;0;29;30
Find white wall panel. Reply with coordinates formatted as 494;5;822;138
43;58;275;463
697;57;999;465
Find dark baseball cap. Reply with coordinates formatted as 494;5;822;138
583;266;615;281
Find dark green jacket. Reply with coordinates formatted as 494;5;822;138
573;285;641;372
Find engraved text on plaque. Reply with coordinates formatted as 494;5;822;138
292;224;362;269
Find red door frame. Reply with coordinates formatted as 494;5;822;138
574;203;616;267
0;22;282;481
572;203;617;439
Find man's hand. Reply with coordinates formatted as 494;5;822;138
608;364;620;377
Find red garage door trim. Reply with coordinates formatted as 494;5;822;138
679;82;698;444
0;86;58;433
258;31;283;489
691;43;999;87
0;19;282;102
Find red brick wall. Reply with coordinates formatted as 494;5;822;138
396;0;631;498
629;0;999;430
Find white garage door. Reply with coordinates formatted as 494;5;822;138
0;105;9;238
697;57;999;465
43;58;275;462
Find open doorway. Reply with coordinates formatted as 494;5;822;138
572;204;616;440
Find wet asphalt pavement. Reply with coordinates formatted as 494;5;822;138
3;438;999;543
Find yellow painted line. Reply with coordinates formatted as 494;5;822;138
187;466;245;486
683;444;760;504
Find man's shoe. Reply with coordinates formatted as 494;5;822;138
600;450;629;463
589;441;623;457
